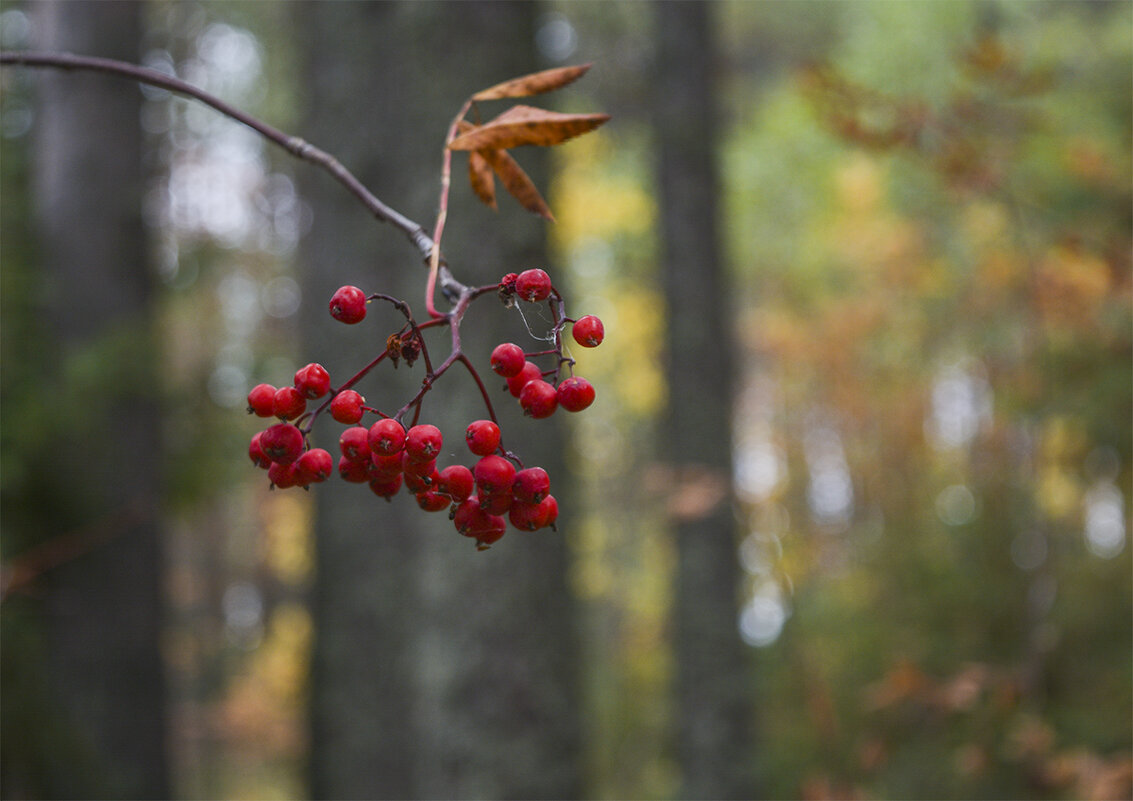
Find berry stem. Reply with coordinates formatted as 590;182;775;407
299;350;389;435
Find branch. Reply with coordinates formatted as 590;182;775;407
0;50;453;279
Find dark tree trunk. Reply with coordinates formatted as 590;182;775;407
296;3;581;798
653;3;756;798
0;2;169;799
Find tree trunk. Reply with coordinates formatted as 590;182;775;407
296;3;581;798
653;3;756;798
0;2;169;798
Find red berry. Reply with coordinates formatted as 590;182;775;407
543;495;559;527
515;268;552;302
512;467;550;504
404;468;439;494
268;461;302;489
247;383;277;417
415;491;451;513
329;285;367;324
249;431;271;469
507;361;543;397
453;498;494;536
297;448;334;483
294;362;331;399
338;455;370;483
490;343;526;378
498;272;519;292
273;386;307;420
475;518;507;549
478;492;513;515
369;450;404;480
405;424;443;463
465;419;501;456
557;376;595;413
452;500;507;548
520;379;558;419
261;423;304;464
571;315;605;348
474;455;516;496
509;495;557;531
339;426;370;461
437;465;475;502
368;418;406;455
330;389;365;424
369;473;403;500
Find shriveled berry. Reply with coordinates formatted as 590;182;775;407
512;467;550;504
557;376;595;413
520;379;558;419
405;424;443;463
273;386;307;420
369;418;406;455
507;361;543;398
490;343;526;378
330;389;365;424
261;423;304;465
339;426;370;461
474;455;516;496
329;285;367;324
369;473;403;500
294;363;331;399
437;465;474;501
465;419;501;456
571;315;605;348
415;491;451;513
247;383;277;417
297;448;334;483
249;431;271;469
515;268;552;302
268;461;302;489
338;455;370;483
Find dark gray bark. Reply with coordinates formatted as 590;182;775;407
653;3;756;798
1;1;168;798
296;3;581;798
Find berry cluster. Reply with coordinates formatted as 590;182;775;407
246;267;604;550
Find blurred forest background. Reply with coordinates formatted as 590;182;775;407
1;1;1130;799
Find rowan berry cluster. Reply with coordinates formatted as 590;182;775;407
246;267;604;550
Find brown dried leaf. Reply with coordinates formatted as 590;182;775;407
448;105;610;151
468;150;497;209
472;63;593;101
481;148;553;221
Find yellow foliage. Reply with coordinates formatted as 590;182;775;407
260;492;313;585
836;154;884;213
1036;466;1082;522
585;288;665;417
1035;244;1112;329
551;133;656;247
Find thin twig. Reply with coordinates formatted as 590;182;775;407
0;50;449;272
